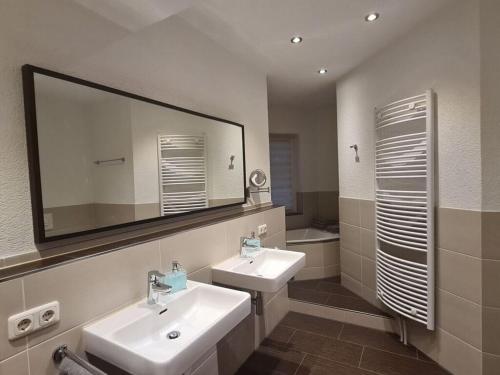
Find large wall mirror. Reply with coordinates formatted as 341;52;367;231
23;65;246;243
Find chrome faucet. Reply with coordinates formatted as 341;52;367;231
147;270;172;305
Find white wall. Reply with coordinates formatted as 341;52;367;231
480;0;500;211
337;0;481;210
0;0;269;259
268;104;338;193
36;93;94;208
129;100;244;205
88;97;135;205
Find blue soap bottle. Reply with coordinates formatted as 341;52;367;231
164;260;187;293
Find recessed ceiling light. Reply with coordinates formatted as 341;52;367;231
365;12;380;22
318;68;328;75
291;36;303;44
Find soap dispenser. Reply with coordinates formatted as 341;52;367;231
164;260;187;293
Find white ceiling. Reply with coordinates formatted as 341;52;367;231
68;0;454;108
179;0;453;107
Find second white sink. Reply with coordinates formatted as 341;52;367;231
212;248;305;293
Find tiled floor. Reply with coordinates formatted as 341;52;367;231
288;276;390;317
237;312;450;375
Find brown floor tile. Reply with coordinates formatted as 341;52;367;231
262;325;296;348
289;330;363;367
325;294;388;316
288;286;330;305
280;312;343;338
316;281;358;297
322;276;341;283
236;345;305;375
360;347;450;375
296;355;376;375
339;324;417;358
290;279;321;290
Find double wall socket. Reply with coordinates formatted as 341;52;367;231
257;224;268;236
8;301;60;340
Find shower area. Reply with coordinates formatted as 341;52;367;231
268;100;390;319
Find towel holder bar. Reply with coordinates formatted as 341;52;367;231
53;345;106;375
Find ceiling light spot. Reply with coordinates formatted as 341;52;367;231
291;36;303;44
365;13;380;22
318;68;327;75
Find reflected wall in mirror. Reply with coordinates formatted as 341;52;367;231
23;66;246;243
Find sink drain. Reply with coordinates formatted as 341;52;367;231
167;330;181;340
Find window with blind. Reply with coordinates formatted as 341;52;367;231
269;134;298;213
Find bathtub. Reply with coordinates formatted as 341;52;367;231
286;228;339;245
286;228;340;280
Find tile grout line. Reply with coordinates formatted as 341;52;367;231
337;323;345;340
358;346;365;368
292;353;307;375
287;328;297;344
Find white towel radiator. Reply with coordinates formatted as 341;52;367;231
158;134;208;215
374;90;435;330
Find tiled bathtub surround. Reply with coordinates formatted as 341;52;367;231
285;191;339;230
0;207;286;374
339;197;500;375
287;240;340;280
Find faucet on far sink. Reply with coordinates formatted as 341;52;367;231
147;270;172;305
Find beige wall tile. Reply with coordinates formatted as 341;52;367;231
188;266;212;284
322;242;340;266
0;279;27;361
24;241;160;346
341;272;362;296
340;223;361;254
0;351;29;375
160;222;229;274
483;211;500;260
27;324;85;375
483;352;500;375
483;259;500;308
438;248;482;304
286;243;319;267
317;191;339;221
343;311;396;333
226;209;285;255
483;307;500;355
437;289;482;350
340;248;362;281
339;197;360;226
362;257;376;290
289;299;347;322
359;199;375;230
360;229;376;260
261;230;286;249
437;208;481;257
408;323;482;375
264;285;289;336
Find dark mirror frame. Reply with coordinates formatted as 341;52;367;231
22;64;247;244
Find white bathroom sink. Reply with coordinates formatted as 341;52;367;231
212;248;305;293
83;281;250;375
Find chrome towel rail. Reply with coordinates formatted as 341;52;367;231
53;345;106;375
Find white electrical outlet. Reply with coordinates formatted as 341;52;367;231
8;301;60;340
257;224;268;236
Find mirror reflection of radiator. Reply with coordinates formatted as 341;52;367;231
158;134;208;215
374;90;435;330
